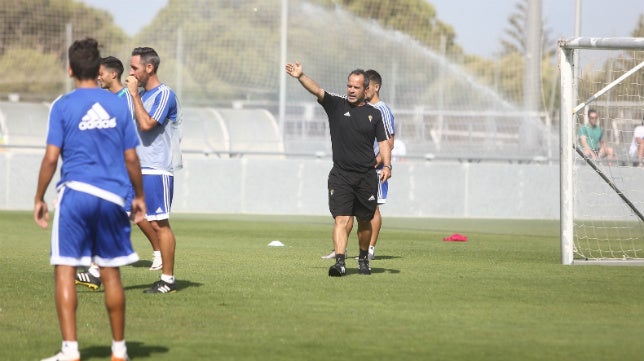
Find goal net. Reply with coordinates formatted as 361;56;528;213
559;37;644;265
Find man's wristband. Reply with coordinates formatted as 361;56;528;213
298;73;304;79
383;164;392;170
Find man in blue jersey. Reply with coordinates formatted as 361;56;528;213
126;47;182;293
75;56;163;290
285;61;392;276
34;38;144;361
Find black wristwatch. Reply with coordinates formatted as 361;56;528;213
383;164;392;170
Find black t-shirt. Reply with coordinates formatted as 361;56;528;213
320;91;388;173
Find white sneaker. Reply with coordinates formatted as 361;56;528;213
41;351;80;361
321;250;336;259
149;255;162;271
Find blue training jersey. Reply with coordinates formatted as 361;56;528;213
136;84;182;173
47;87;140;199
372;100;395;156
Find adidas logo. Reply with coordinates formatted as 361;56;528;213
368;195;376;201
155;207;163;214
344;112;350;117
79;102;116;130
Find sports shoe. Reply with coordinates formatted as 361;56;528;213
111;353;131;361
144;280;176;294
321;250;336;259
75;271;101;290
149;256;163;271
358;257;371;275
328;261;346;277
368;246;375;260
41;351;80;361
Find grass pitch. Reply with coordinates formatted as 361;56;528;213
1;211;642;361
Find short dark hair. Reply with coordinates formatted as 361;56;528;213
101;56;124;80
68;38;101;80
365;69;382;87
348;68;369;88
132;47;161;73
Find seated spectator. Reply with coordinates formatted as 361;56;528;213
628;118;644;167
578;109;615;163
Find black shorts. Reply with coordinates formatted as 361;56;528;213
327;166;378;221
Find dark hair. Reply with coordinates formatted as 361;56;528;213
101;56;124;80
588;109;597;116
68;38;101;80
365;69;382;87
132;47;161;73
348;68;369;88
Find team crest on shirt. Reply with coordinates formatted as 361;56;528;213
368;115;373;123
330;189;334;196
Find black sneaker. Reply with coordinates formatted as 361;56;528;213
75;271;101;290
358;257;371;275
143;280;177;294
328;261;346;277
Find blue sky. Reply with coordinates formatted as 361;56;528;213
432;0;644;57
80;0;643;59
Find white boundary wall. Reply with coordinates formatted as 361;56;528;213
1;151;560;219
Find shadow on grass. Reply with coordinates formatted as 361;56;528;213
81;341;168;360
130;259;154;269
345;267;400;275
371;255;400;260
124;279;204;292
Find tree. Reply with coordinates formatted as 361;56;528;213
334;0;462;56
500;0;555;59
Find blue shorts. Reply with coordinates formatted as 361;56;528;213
51;187;139;267
142;173;174;221
376;169;389;205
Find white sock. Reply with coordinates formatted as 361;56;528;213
111;340;127;358
88;264;100;278
153;251;161;259
161;274;175;284
368;246;375;253
61;340;79;356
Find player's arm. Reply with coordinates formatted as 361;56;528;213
285;61;324;102
125;75;158;132
33;145;60;228
375;135;394;167
124;148;146;223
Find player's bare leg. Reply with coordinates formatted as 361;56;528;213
369;206;382;259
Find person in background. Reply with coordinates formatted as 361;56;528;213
126;47;182;293
35;37;144;361
578;109;615;163
628;117;644;167
285;61;391;276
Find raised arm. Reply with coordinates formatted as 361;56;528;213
285;61;324;102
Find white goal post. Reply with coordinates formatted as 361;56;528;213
559;37;644;265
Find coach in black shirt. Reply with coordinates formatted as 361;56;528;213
285;61;392;277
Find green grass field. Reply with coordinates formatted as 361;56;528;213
1;211;643;361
